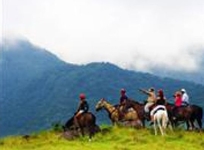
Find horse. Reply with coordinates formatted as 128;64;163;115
150;105;172;136
95;98;142;127
64;112;99;140
190;104;203;130
165;103;203;130
124;99;146;127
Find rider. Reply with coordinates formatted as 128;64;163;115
174;91;182;107
156;89;166;105
181;88;190;106
139;87;156;120
118;88;128;120
74;93;89;127
149;89;167;123
172;91;183;119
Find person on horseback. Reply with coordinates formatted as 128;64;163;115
172;91;183;120
149;89;167;123
156;89;166;105
118;88;128;120
174;91;182;107
139;87;156;120
74;93;89;127
181;88;190;106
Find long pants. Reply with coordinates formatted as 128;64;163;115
144;102;154;113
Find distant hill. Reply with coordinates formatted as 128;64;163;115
150;51;204;85
0;39;204;137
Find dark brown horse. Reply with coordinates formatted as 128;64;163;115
64;112;100;139
124;99;146;127
166;103;203;130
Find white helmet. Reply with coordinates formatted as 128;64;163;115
181;88;186;93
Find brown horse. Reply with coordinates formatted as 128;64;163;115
95;98;142;127
124;99;146;127
64;112;100;139
165;103;203;130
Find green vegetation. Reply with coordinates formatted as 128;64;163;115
1;126;204;150
1;40;204;137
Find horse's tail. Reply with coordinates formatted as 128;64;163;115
192;105;203;119
65;116;74;128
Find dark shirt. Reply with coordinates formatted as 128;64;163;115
156;99;166;105
120;95;128;105
77;100;89;112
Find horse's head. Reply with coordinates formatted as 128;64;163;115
95;98;106;111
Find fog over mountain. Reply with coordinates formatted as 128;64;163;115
0;39;204;137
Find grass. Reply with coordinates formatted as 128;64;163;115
0;126;204;150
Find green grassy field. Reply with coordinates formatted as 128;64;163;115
0;126;204;150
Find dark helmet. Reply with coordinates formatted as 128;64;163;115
120;88;126;94
79;93;86;100
149;87;155;92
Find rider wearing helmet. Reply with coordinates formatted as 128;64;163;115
74;93;89;125
120;88;128;105
149;89;167;123
118;88;128;120
140;87;156;112
156;89;166;105
181;88;190;106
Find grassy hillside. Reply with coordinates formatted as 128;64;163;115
1;39;204;137
1;126;204;150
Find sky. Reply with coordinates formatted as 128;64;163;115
2;0;204;73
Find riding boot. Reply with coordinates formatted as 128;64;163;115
149;115;154;126
144;112;150;121
74;116;80;129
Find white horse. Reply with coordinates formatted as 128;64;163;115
150;105;172;136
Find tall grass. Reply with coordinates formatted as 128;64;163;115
0;126;204;150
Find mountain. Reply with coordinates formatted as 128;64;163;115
150;51;204;85
1;39;204;137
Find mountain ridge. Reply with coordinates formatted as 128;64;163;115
0;39;204;137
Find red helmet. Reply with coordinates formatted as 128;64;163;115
120;88;126;94
158;89;164;97
158;89;163;95
79;93;86;100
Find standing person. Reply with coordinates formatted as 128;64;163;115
181;89;190;106
139;87;156;119
74;93;89;127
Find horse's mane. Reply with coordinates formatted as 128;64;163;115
127;98;143;105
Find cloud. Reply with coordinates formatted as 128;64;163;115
2;0;204;73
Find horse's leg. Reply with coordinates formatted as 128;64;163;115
80;126;85;137
158;117;164;136
197;118;202;130
88;125;95;141
162;114;168;135
142;119;145;128
154;119;157;135
186;120;193;130
167;121;173;132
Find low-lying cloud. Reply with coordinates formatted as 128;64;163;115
3;0;204;73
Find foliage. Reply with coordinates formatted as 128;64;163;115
0;126;204;150
0;40;204;137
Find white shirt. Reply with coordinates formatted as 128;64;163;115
182;93;189;104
